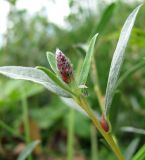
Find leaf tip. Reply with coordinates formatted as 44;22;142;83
35;66;40;69
93;33;99;39
46;51;54;59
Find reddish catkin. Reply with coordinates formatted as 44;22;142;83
101;114;109;132
56;49;74;84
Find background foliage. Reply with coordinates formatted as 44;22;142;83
0;0;145;160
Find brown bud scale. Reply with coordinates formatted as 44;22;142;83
101;114;109;132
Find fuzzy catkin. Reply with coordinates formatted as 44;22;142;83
56;49;73;84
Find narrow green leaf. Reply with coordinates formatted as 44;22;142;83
17;140;40;160
125;138;140;160
36;66;76;96
0;66;70;97
104;4;142;115
90;3;115;37
46;51;58;74
79;33;98;85
133;144;145;160
97;3;115;33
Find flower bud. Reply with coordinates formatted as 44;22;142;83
101;114;109;132
56;49;74;84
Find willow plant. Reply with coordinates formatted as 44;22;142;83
0;4;143;160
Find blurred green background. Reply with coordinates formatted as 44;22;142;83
0;0;145;159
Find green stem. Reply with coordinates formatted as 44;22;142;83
21;91;32;160
76;96;124;160
91;57;104;112
91;124;98;160
67;108;75;160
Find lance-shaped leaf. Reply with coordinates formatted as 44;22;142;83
17;140;40;160
104;5;142;115
0;66;70;97
36;66;76;96
46;51;58;74
79;33;98;85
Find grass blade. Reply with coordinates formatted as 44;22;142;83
125;138;140;160
79;33;98;85
104;4;142;115
117;60;145;87
90;3;115;37
121;127;145;135
17;140;40;160
133;144;145;160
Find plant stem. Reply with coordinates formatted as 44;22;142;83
89;55;124;159
76;96;124;160
91;57;104;112
67;108;75;160
91;124;98;160
21;90;32;160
